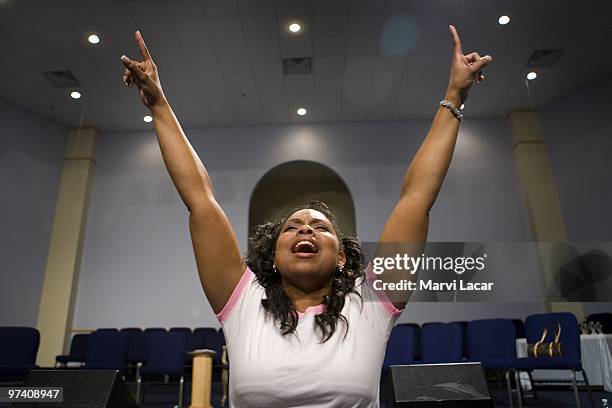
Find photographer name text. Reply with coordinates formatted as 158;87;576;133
372;279;494;292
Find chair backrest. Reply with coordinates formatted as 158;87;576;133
169;327;192;335
525;312;581;366
120;328;142;334
420;323;463;363
467;319;516;362
144;328;167;334
183;328;205;364
120;328;146;364
143;331;188;375
190;329;226;364
511;319;526;338
398;323;421;359
84;330;129;372
68;334;90;360
587;313;612;334
0;327;40;365
190;328;217;351
383;324;416;369
450;321;469;358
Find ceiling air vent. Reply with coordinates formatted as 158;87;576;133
283;58;311;75
42;70;81;88
526;49;563;68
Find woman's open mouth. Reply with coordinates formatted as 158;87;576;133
292;240;319;257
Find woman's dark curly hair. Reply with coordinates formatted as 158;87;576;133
246;200;364;342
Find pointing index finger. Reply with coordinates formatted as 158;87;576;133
449;25;463;56
135;30;152;61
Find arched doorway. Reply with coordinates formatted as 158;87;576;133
249;161;356;237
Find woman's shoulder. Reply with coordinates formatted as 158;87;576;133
216;265;264;323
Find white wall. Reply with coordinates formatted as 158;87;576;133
542;74;612;242
0;98;67;326
542;74;612;316
74;117;534;329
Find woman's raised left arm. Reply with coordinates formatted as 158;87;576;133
379;25;493;245
375;26;492;310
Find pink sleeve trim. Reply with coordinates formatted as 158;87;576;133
364;262;403;318
216;265;254;323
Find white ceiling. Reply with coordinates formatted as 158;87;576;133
0;0;610;131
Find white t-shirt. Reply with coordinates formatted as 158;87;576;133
216;264;402;408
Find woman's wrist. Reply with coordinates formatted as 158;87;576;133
150;96;170;115
443;88;463;107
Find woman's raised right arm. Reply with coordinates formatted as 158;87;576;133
121;31;245;314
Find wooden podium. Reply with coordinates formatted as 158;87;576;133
189;349;217;408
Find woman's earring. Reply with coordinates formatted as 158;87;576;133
273;264;278;274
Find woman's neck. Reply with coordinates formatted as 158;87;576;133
281;277;332;312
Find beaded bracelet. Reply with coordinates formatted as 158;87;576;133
439;99;463;122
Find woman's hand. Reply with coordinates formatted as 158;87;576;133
121;31;166;109
446;25;492;105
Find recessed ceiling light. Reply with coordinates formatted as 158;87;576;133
70;91;81;99
289;23;302;33
460;104;465;110
527;71;537;80
498;15;510;25
88;34;100;44
143;115;153;122
296;107;307;116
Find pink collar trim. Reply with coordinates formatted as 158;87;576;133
297;304;325;318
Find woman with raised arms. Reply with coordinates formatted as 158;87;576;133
121;24;491;407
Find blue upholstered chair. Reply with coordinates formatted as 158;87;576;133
55;333;89;367
144;327;167;335
511;319;526;338
120;328;143;334
188;327;218;364
398;323;421;360
136;330;188;407
190;328;217;349
119;327;146;381
451;320;469;359
191;328;226;365
511;312;594;408
169;327;192;365
420;322;464;363
120;328;145;363
383;324;417;373
0;327;40;380
169;327;192;335
83;329;129;373
467;319;518;407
